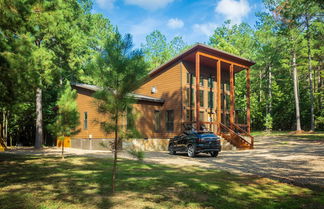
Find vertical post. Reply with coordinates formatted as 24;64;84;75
230;64;235;129
246;67;251;135
195;52;200;130
217;60;221;134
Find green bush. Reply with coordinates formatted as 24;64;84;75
127;148;145;162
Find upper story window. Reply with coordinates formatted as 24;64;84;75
186;72;195;84
166;110;174;132
199;90;204;107
84;112;88;130
208;92;214;108
199;76;204;86
186;88;195;106
208;77;214;88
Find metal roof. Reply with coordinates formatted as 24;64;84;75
148;43;255;77
72;83;164;103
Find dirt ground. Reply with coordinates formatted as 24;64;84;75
4;135;324;187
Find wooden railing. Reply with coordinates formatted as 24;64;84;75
231;123;254;148
182;121;253;149
219;122;252;149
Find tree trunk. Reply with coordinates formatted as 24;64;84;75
269;66;272;114
306;15;315;131
112;111;118;193
35;87;43;149
292;50;302;131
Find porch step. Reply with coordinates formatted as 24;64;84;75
218;123;253;150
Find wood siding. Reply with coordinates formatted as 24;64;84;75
134;62;183;138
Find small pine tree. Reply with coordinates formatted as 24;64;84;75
264;113;273;133
51;82;80;159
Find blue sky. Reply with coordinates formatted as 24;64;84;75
92;0;265;47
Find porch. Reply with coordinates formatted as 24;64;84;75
181;47;254;149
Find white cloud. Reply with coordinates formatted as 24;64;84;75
96;0;116;9
193;23;218;37
215;0;250;24
130;18;160;46
124;0;174;10
167;18;184;29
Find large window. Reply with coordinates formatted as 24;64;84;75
186;88;195;106
84;112;88;130
208;92;214;108
154;110;161;132
186;72;195;84
208;77;214;88
199;76;204;86
199;90;204;107
166;110;174;132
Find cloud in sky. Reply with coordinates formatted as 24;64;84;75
124;0;174;10
167;18;184;29
130;18;160;46
193;23;218;37
215;0;250;24
96;0;116;9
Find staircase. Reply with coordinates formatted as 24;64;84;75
219;123;253;149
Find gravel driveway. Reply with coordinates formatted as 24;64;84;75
5;135;324;187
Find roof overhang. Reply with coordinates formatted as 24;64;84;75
72;83;164;104
149;43;255;77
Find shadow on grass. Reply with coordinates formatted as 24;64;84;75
0;153;323;209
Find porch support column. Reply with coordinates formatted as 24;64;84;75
217;60;221;134
230;64;235;129
195;52;200;130
246;67;251;134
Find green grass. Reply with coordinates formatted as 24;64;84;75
251;131;324;140
0;154;323;209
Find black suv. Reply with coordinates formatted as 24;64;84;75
168;125;221;157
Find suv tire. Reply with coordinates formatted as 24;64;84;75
187;145;196;157
169;143;176;155
210;151;218;157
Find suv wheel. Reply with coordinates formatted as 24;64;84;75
210;151;218;157
169;144;176;155
187;145;196;158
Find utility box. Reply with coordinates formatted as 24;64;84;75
57;137;71;148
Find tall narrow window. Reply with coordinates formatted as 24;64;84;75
199;76;204;86
186;88;195;106
84;112;88;130
208;77;214;88
186;72;190;84
199;90;204;107
154;110;161;132
166;110;174;132
208;92;214;108
186;110;195;121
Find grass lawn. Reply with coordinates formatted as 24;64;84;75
251;131;324;140
0;154;323;209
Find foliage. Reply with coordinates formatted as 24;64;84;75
93;29;148;192
49;82;80;137
127;148;145;162
264;113;273;132
141;30;189;69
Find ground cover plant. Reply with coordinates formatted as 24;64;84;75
0;153;323;209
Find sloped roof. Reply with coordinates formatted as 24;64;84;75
72;83;164;103
148;43;255;77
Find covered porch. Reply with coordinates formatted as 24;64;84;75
182;45;255;149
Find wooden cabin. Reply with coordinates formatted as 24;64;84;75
72;44;255;150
